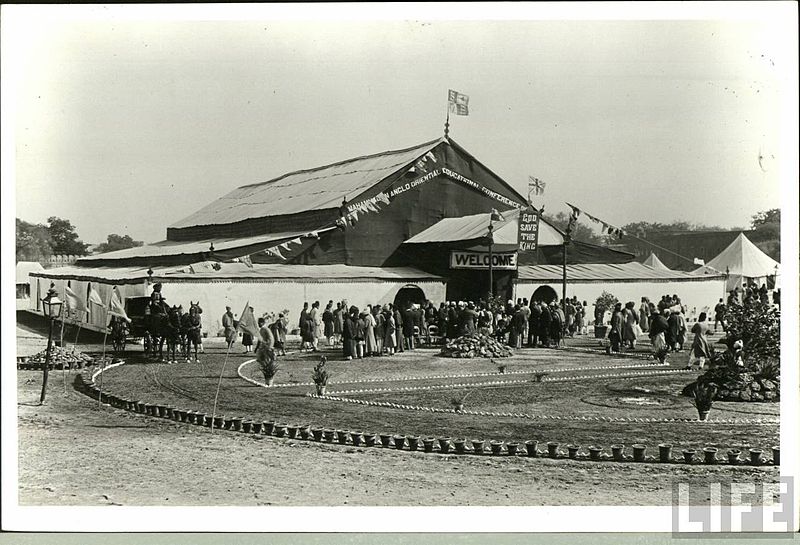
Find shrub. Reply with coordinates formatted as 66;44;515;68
312;356;330;388
691;382;717;412
595;291;619;311
722;300;779;368
257;351;279;384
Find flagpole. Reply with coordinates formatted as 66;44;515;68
98;288;114;409
444;106;450;138
60;315;67;394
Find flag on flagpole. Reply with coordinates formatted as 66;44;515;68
109;287;131;322
528;176;546;196
237;302;261;340
87;285;105;308
448;89;470;116
64;285;87;314
693;258;705;266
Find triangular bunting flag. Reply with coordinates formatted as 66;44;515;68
109;287;131;323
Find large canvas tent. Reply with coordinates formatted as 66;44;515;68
641;252;670;270
692;233;780;290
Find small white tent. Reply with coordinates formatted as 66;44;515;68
641;252;670;271
692;233;779;290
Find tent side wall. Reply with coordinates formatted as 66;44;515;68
160;278;446;336
515;278;727;321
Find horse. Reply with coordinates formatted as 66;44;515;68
162;306;182;364
182;301;203;363
144;300;173;361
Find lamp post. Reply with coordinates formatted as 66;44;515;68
40;285;63;404
487;223;494;299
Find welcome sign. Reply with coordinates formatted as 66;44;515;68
450;250;518;270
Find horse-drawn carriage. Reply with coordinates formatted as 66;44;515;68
109;293;203;363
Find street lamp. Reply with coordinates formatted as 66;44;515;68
40;285;63;404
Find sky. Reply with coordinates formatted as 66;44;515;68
5;4;797;244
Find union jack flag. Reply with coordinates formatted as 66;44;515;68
528;176;546;197
448;89;469;116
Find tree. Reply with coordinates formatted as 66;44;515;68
94;234;144;254
16;218;53;262
749;208;780;260
751;208;780;228
47;216;88;256
545;212;604;245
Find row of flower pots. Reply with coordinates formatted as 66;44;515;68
80;371;779;466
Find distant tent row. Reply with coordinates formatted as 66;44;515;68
692;233;780;291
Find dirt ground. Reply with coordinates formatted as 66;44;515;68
15;314;778;507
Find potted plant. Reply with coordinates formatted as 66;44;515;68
312;356;330;396
691;383;717;421
230;417;243;432
658;444;672;463
749;448;763;466
311;427;324;441
611;444;624;461
379;433;393;448
323;429;336;443
438;437;452;454
589;446;603;461
258;353;280;387
493;359;506;374
727;449;741;465
422;437;435;453
287;425;299;439
252;421;263;434
547;442;559;458
632;444;647;462
298;426;310;440
682;449;697;464
654;345;670;364
506;442;520;456
525;440;538;457
451;391;472;413
241;420;253;433
406;435;419;451
593;291;618;338
364;433;378;447
393;435;406;450
351;431;364;446
453;438;467;454
264;421;276;435
490;440;504;456
772;446;780;466
336;430;349;445
703;447;718;465
533;372;548;383
472;439;486;455
567;445;579;459
274;423;287;438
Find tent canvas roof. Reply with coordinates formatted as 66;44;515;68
170;138;443;229
518;262;724;283
16;261;44;284
32;263;442;284
404;209;564;246
692;233;779;278
641;252;670;270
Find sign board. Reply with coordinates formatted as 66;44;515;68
450;250;518;270
517;207;540;252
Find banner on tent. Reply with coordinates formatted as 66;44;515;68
450;250;518;270
517;207;541;252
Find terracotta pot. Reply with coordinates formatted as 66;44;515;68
298;426;310;440
438;438;452;454
567;445;579;459
223;418;235;431
772;446;780;466
611;444;624;462
316;385;327;396
311;428;324;442
524;440;538;457
698;410;710;421
506;443;520;456
422;437;435;453
136;401;146;413
275;424;287;438
379;434;393;448
589;447;602;461
336;430;349;445
164;407;174;419
547;442;559;458
749;449;763;466
658;444;672;463
490;441;504;456
287;425;299;439
406;436;419;451
203;414;213;427
682;449;696;464
157;406;168;418
213;416;225;429
323;429;336;443
242;421;253;433
264;421;276;435
632;444;647;462
364;433;378;447
230;418;243;432
727;449;741;465
252;422;263;434
453;439;467;455
472;440;485;455
703;447;718;465
393;435;406;450
351;432;363;446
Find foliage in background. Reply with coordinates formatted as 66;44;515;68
46;216;89;256
94;234;144;254
749;208;780;261
594;291;618;311
16;218;53;262
545;212;604;245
